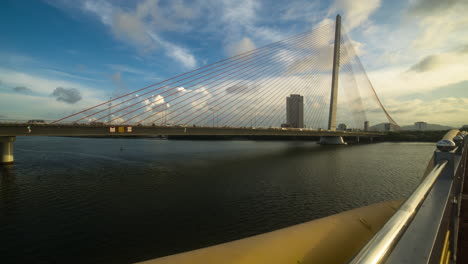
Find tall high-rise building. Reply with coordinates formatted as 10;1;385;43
286;94;304;128
364;121;369;131
415;121;427;131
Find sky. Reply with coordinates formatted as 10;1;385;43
0;0;467;127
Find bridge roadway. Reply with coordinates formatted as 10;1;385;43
0;123;382;137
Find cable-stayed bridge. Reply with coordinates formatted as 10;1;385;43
0;15;398;164
4;14;468;264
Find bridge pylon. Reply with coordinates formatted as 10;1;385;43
328;14;341;131
0;136;15;165
320;14;346;145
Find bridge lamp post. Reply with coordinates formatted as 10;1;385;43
254;112;258;127
209;108;217;127
108;96;112;124
251;111;257;128
163;104;168;125
251;115;253;128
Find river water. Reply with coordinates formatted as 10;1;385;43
0;137;435;263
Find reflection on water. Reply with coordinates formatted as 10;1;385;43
1;165;18;210
0;137;434;263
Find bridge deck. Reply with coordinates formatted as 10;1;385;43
0;123;382;137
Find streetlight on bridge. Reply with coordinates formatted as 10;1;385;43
209;107;218;127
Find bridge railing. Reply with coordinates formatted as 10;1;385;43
350;129;467;264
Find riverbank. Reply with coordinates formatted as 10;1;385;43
63;130;448;143
381;130;449;142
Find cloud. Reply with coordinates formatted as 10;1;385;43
51;87;82;104
106;64;161;82
171;0;198;19
281;0;321;22
218;0;286;56
144;94;166;112
284;22;361;74
369;45;468;100
110;71;127;97
383;97;468;127
458;45;468;54
189;87;212;109
111;71;122;83
13;86;32;93
407;0;468;50
0;68;101;121
329;0;381;31
83;0;114;25
408;0;459;16
42;68;100;82
112;11;154;51
82;0;197;68
226;84;251;94
226;37;256;56
106;64;146;75
0;68;104;100
0;52;38;66
155;36;197;69
221;0;259;26
408;55;440;72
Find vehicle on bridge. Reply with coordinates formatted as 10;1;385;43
89;121;105;126
27;119;46;124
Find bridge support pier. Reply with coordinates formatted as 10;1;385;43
0;136;15;165
319;136;347;145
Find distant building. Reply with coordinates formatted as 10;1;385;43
281;123;292;128
364;121;369;132
337;123;347;131
415;121;427;131
286;94;304;128
384;123;398;132
384;123;391;131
